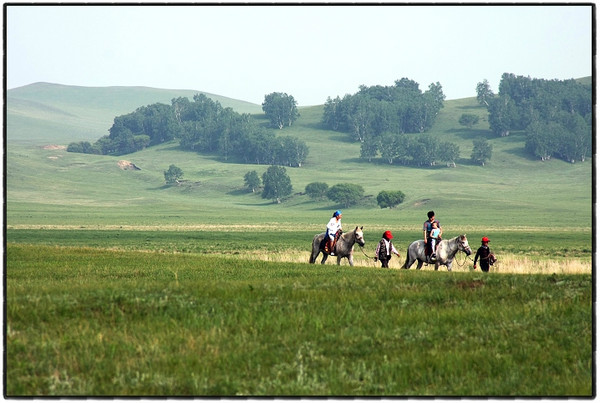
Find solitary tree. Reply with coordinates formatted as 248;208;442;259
164;164;183;184
305;182;329;200
244;170;261;193
262;92;300;129
471;138;493;166
376;190;406;209
261;165;292;203
458;113;480;129
476;79;494;107
327;183;364;208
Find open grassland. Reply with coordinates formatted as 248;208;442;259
6;227;591;275
6;84;593;396
6;243;592;396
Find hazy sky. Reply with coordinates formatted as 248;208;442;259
6;4;593;106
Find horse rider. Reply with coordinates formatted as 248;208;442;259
325;210;342;255
423;210;442;261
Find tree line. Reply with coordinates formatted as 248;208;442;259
477;73;592;163
68;93;307;167
321;78;464;167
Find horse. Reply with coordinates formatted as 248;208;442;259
309;226;365;266
401;234;472;271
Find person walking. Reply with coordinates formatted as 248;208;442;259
374;230;401;268
474;236;495;272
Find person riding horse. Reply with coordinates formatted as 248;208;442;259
423;210;442;261
324;210;342;255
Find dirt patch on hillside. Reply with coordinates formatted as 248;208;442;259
413;198;430;207
42;145;67;150
118;160;141;170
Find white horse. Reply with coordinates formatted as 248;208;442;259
401;234;472;271
309;226;365;266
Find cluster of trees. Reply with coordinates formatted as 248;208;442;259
305;181;405;209
322;78;446;142
244;171;407;208
477;74;591;162
360;133;461;167
68;93;308;167
243;167;292;203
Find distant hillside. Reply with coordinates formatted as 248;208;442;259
6;79;592;230
7;82;263;144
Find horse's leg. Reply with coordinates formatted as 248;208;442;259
416;259;424;270
337;255;343;265
434;261;439;271
309;248;317;264
347;254;354;267
446;260;453;271
320;253;328;264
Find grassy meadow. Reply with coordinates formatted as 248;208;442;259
6;243;592;396
5;83;593;396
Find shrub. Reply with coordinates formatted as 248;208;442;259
327;183;364;208
164;164;183;184
376;190;406;209
305;182;329;200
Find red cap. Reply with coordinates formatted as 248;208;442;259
482;237;490;243
384;230;393;239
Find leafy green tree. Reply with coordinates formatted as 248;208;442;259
476;79;494;107
458;113;480;128
488;95;517;137
305;182;329;200
471;139;493;166
360;134;379;162
243;170;261;193
409;135;438;166
376;190;405;209
164;164;183;184
327;183;364;208
438;141;461;167
262;92;300;129
261;166;292;203
279;136;308;167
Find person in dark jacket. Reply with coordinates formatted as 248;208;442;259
474;236;493;272
374;230;401;268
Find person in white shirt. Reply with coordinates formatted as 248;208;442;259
325;210;342;255
375;230;400;268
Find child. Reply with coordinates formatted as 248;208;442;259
374;230;401;268
474;236;496;272
429;221;441;259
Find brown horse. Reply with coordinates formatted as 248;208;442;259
309;226;365;266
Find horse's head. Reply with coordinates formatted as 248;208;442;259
354;226;366;247
459;234;472;255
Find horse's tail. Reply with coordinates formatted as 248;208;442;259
309;235;321;264
401;249;409;269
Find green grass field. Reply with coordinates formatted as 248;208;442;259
6;243;592;396
6;83;593;396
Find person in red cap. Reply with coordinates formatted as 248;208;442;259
474;236;494;272
374;230;401;268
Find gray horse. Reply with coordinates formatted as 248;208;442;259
309;226;365;266
401;234;472;271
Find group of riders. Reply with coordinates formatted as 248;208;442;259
323;209;496;272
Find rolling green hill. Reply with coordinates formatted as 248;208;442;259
6;83;592;232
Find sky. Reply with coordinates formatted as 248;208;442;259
6;4;593;106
